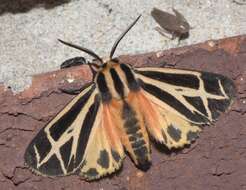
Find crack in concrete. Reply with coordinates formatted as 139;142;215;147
20;90;62;105
212;171;233;177
0;127;33;135
0;142;12;148
0;111;47;123
0;167;31;187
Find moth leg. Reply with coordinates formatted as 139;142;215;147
60;57;87;69
154;26;174;40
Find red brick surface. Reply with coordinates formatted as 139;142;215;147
0;35;245;190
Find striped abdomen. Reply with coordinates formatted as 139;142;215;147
121;100;151;168
95;61;151;168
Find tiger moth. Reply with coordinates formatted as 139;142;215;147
24;15;236;181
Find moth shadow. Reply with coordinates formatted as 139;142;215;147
0;0;72;15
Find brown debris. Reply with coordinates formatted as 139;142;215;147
0;35;246;190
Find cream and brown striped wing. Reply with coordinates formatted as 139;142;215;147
135;67;236;148
24;84;124;180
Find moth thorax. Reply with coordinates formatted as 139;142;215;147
96;62;131;102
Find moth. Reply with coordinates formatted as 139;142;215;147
24;15;236;181
151;7;190;41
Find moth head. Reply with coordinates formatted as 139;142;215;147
58;15;141;72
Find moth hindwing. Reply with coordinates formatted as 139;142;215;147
25;16;236;181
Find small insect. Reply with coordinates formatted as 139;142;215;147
24;15;236;181
151;7;190;41
232;0;246;5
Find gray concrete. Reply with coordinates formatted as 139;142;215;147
0;0;245;92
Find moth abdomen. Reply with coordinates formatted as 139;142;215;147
121;100;151;167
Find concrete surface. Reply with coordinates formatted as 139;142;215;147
0;0;245;92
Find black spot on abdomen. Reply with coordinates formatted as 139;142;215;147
134;146;151;171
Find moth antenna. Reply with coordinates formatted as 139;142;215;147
58;39;103;64
109;15;141;59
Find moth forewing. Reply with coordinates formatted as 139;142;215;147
135;67;235;121
134;67;235;148
24;84;98;176
78;103;125;180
